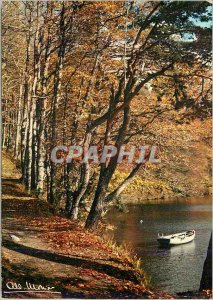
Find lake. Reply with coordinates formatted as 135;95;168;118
106;197;212;294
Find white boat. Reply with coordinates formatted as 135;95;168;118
157;230;195;246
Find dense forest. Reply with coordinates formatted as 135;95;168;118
2;1;212;229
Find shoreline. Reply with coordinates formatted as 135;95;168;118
118;194;212;205
2;153;211;299
2;153;172;299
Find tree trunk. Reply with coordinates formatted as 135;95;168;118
85;157;117;229
31;114;37;189
2;124;6;149
15;79;23;159
37;125;46;197
85;101;130;229
69;163;90;219
21;6;32;183
200;234;212;291
49;3;66;206
64;77;84;214
85;176;108;229
2;98;7;149
36;43;50;197
26;93;34;191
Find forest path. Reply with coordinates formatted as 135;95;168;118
2;152;160;299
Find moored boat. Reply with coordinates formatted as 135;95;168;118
157;230;195;246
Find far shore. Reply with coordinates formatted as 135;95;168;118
119;194;212;205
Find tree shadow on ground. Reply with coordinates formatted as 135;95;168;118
2;261;87;298
2;187;31;198
2;240;140;284
2;178;22;183
2;259;143;299
2;179;32;198
2;198;52;219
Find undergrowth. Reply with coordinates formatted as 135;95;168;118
102;235;150;287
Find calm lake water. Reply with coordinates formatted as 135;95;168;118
106;197;212;294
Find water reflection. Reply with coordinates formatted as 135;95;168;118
106;198;211;293
169;241;196;256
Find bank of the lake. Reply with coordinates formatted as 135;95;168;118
119;191;212;205
2;153;211;298
2;153;174;299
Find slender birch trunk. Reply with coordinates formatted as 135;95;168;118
37;3;53;198
15;78;23;159
21;5;32;183
26;94;34;190
49;3;66;207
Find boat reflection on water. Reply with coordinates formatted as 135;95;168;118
169;240;196;256
157;240;196;255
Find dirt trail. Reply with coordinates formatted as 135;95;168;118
3;152;166;299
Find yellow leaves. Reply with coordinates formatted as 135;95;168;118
109;170;171;195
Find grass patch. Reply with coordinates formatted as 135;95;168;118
103;235;150;287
